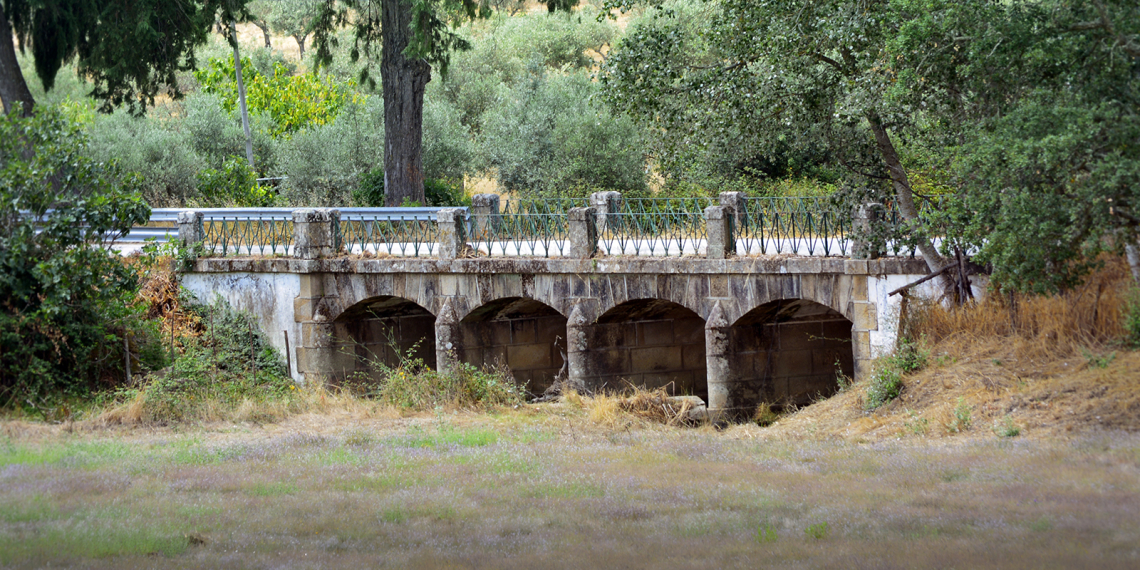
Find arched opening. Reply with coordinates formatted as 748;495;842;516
458;297;567;395
335;296;436;382
588;299;707;399
727;299;853;413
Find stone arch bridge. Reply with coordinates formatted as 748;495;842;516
177;200;934;417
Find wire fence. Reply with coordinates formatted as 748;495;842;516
337;210;440;257
737;197;852;257
469;198;582;257
201;212;294;256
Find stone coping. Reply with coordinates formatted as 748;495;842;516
188;256;928;276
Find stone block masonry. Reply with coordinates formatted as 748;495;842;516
181;253;935;418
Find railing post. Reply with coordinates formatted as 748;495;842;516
705;205;735;259
177;210;204;248
568;206;598;259
470;193;500;239
293;208;339;259
851;202;882;260
589;191;621;235
437;208;469;260
719;191;747;228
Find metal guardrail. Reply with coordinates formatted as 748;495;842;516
471;198;582;257
738;197;852;257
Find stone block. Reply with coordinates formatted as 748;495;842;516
845;259;870;275
293;208;340;260
852;301;878;331
682;343;706;370
705;206;735;259
507;343;553;370
639;320;674;346
511;319;536;344
568;207;599;259
850;275;868;302
590;349;630;372
630;346;683;372
774;350;814;378
534;316;567;344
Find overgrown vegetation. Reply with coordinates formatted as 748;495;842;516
0;110;158;413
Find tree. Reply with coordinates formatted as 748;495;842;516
600;0;1138;294
0;0;248;116
311;0;577;206
0;108;152;406
266;0;323;59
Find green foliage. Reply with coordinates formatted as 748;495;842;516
0;109;154;409
195;57;354;137
138;296;290;423
277;98;385;205
755;523;778;544
903;410;930;437
1081;349;1117;370
480;70;646;197
804;522;829;540
864;338;926;410
864;367;903;411
1125;287;1140;349
196;156;276;207
84;110;205;207
993;415;1021;438
353;168;387;207
948;398;972;434
359;350;524;411
424;178;471;207
5;0;246;113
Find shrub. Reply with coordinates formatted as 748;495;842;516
864;366;903;410
948;397;972;434
993;415;1021;438
277;98;385;205
479;70;647;197
357;351;524;411
85;110;205;207
136;296;290;423
196;156;275;207
0;109;155;410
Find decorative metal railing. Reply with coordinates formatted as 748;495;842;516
470;198;581;257
198;209;294;256
737;197;851;257
336;208;441;258
108;195;954;260
599;197;717;257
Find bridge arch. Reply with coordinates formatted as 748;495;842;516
334;295;438;381
721;297;854;415
581;298;708;399
456;296;568;395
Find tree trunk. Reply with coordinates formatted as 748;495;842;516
293;34;307;60
381;0;429;207
866;111;955;296
231;23;256;171
255;22;272;48
0;7;35;117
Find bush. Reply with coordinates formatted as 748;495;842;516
183;92;278;175
479;70;647;197
357;352;523;411
85;110;205;207
277;97;385;205
864;339;927;410
0;109;155;410
137;296;290;423
1125;286;1140;348
196;156;276;207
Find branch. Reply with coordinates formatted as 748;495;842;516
889;264;955;296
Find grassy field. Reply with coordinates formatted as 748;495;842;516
2;407;1138;569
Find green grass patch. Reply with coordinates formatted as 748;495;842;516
246;481;298;497
0;439;134;468
404;426;499;448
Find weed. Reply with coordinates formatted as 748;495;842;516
834;358;852;392
864;366;902;410
755;523;778;543
1124;286;1140;348
1029;516;1053;532
893;337;929;373
754;402;780;427
359;348;524;411
994;415;1021;438
948;397;973;434
804;521;829;540
1081;348;1116;369
903;410;930;436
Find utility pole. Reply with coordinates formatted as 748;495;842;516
230;21;256;171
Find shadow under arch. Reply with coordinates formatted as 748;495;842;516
457;297;567;395
588;298;707;400
726;298;854;415
335;295;437;382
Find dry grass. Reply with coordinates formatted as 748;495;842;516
757;259;1140;441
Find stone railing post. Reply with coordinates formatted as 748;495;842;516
177;210;204;248
568;207;598;259
719;191;747;228
705;205;735;259
437;208;469;260
589;191;621;235
470;193;500;239
293;208;340;259
851;202;883;260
